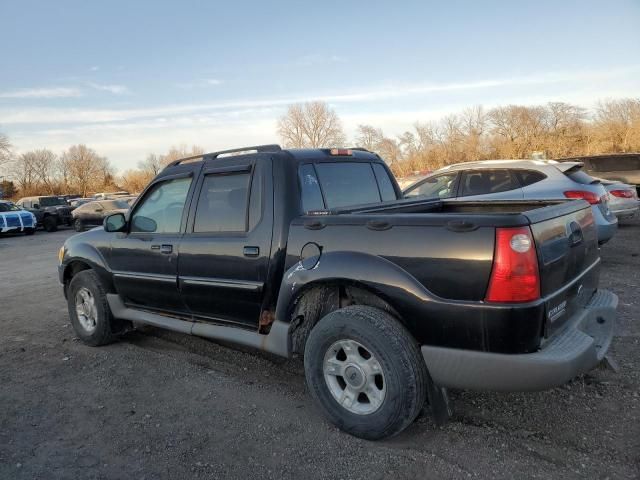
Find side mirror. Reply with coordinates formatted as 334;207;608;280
104;213;126;232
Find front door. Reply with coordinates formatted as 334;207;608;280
178;158;273;328
110;175;194;315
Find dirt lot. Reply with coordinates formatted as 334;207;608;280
0;220;638;480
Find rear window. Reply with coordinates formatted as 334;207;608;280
371;163;397;201
564;168;599;185
299;162;396;211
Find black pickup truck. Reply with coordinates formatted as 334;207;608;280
58;145;617;439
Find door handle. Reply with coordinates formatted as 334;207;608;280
154;244;173;254
243;246;259;257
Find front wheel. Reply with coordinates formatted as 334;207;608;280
67;270;115;346
304;305;428;440
43;216;58;232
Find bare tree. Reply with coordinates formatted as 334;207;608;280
278;102;346;148
60;145;112;197
355;124;384;151
0;132;12;168
138;153;164;176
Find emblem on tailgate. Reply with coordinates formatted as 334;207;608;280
548;300;567;323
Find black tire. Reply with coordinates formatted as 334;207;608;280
67;270;115;346
24;228;35;236
304;305;427;440
43;216;58;232
74;218;85;232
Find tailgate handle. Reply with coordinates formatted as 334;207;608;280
568;222;583;247
446;220;478;232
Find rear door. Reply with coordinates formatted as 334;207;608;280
177;157;273;329
109;174;195;314
455;169;524;200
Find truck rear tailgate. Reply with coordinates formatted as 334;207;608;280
525;200;600;336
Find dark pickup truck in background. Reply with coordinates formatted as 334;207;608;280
17;195;73;232
58;145;617;440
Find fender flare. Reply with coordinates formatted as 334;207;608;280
274;250;438;324
62;244;114;292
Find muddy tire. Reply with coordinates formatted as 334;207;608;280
304;305;427;440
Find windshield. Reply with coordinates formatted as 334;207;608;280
0;202;20;212
102;200;129;210
39;197;67;207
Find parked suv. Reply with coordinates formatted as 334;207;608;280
403;159;618;244
59;145;617;439
16;196;73;232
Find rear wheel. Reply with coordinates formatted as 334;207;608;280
74;218;85;232
304;305;427;440
43;216;58;232
67;270;115;346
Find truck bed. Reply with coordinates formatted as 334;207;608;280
287;198;599;354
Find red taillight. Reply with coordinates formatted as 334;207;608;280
485;227;540;303
610;189;635;198
563;190;601;205
329;148;353;156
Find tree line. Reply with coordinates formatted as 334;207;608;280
1;97;638;199
0;142;204;199
278;98;640;177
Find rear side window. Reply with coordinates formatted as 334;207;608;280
194;173;250;232
372;163;397;201
314;163;381;208
461;169;520;196
515;170;547;187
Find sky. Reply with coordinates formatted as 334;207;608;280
1;0;639;172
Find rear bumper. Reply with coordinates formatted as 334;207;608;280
421;290;617;392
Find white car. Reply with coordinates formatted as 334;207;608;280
599;180;639;220
403;159;619;244
0;201;37;235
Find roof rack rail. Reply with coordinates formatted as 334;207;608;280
166;144;282;168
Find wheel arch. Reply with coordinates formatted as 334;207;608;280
276;251;428;356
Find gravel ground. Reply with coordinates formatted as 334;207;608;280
0;220;638;480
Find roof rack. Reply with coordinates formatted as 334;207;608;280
166;144;282;168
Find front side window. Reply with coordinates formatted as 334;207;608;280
461;169;519;196
0;203;20;212
404;173;458;199
193;173;250;233
131;177;192;233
